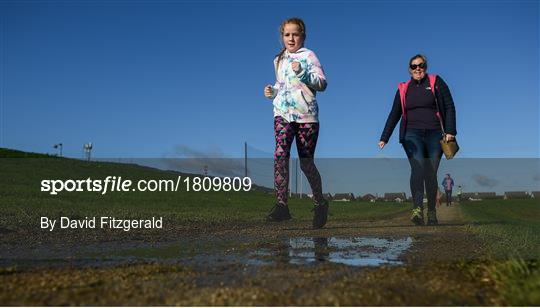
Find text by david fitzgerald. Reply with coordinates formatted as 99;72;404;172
41;217;163;231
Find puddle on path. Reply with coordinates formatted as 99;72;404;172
251;237;413;267
1;236;413;269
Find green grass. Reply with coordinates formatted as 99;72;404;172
461;200;540;305
460;199;540;258
482;259;540;306
0;148;406;230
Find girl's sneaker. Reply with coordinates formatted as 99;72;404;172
266;204;292;222
312;199;329;229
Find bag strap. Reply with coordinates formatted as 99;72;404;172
429;74;446;137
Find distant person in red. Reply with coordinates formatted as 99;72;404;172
441;173;455;206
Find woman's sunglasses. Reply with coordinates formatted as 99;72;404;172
410;63;426;70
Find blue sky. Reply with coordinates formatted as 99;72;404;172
2;0;539;159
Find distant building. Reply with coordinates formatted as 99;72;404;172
460;192;477;201
323;193;333;201
333;193;355;202
504;191;530;199
475;192;500;200
362;194;377;202
384;192;407;202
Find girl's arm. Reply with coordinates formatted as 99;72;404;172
265;58;282;99
264;84;277;99
295;51;327;92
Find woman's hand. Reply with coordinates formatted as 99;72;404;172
378;141;386;149
264;85;274;98
445;134;455;142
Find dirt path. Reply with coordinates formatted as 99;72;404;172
211;202;482;264
0;203;501;306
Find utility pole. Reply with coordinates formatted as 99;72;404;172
289;157;293;198
300;170;303;198
244;142;247;178
295;158;298;195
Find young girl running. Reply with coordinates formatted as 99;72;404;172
263;17;328;229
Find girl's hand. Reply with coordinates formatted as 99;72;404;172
264;85;274;98
378;141;386;149
445;134;455;142
291;61;302;73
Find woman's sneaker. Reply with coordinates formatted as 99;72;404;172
312;199;329;229
427;211;438;225
266;204;292;222
410;207;424;226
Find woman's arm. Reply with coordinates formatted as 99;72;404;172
380;90;402;144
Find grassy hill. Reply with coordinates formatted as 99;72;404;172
0;148;408;233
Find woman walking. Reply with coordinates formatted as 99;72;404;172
379;54;457;225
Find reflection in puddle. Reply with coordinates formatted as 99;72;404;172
252;237;413;267
3;236;412;269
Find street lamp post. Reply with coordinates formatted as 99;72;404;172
53;143;63;157
83;142;93;161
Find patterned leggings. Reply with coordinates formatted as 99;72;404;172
274;116;323;206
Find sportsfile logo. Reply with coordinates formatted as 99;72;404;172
40;176;175;195
40;176;252;195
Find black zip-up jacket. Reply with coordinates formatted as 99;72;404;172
380;75;457;143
